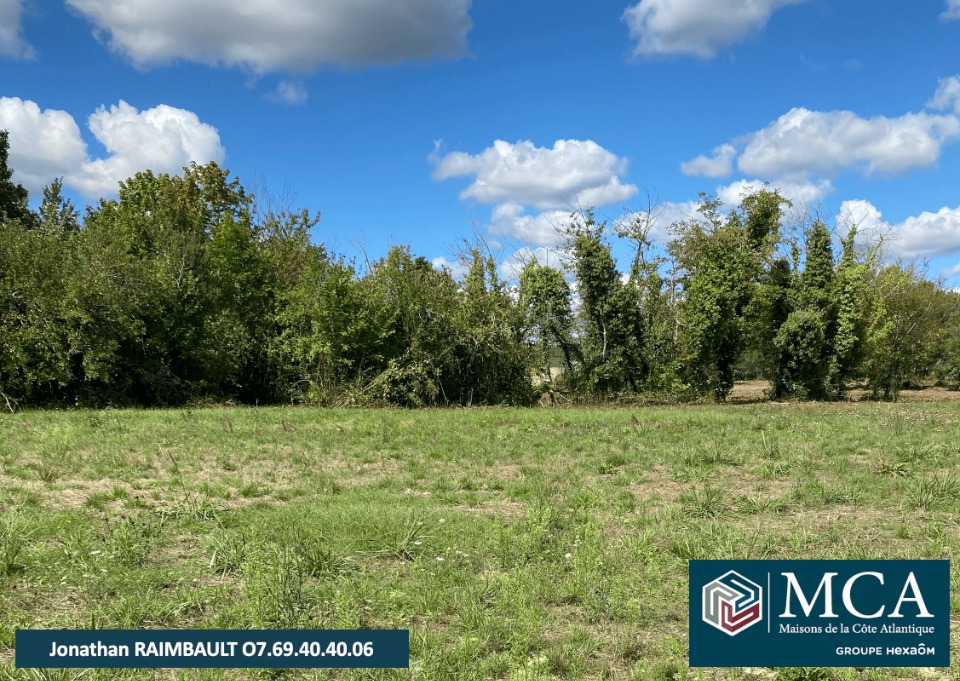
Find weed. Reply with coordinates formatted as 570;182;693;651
245;546;312;629
238;481;271;498
875;459;910;477
736;493;792;515
290;528;355;577
598;452;628;475
907;473;960;511
0;514;31;576
207;529;250;575
775;668;837;681
680;486;729;518
105;512;163;567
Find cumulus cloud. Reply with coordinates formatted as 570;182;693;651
0;0;34;59
66;0;472;72
0;97;225;198
487;204;574;247
682;80;960;182
928;76;960;115
432;139;637;212
837;200;960;260
738;108;960;178
680;144;736;178
433;139;637;248
0;98;88;192
943;0;960;20
623;0;806;58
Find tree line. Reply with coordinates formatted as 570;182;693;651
1;130;959;409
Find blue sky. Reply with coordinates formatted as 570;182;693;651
3;0;960;284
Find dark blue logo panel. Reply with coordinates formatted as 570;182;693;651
690;561;950;668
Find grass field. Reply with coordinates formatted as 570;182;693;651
1;398;959;680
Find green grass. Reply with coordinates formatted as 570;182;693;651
1;401;960;679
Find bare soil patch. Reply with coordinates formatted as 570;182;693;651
729;380;960;403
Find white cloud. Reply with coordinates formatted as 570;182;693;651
890;206;960;259
837;200;960;260
945;261;960;278
835;199;888;241
0;98;88;192
738;108;960;178
623;0;806;58
487;204;574;247
716;178;833;216
433;139;637;251
0;97;225;198
680;143;736;178
682;80;960;182
928;76;960;115
66;0;472;72
0;0;34;60
942;0;960;20
269;80;308;106
432;139;637;211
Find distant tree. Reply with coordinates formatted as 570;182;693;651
773;220;836;399
670;190;787;400
0;220;72;406
0;130;33;226
75;162;270;404
37;178;80;236
566;211;646;395
748;256;794;397
363;246;459;406
617;209;679;392
519;260;576;379
863;263;960;400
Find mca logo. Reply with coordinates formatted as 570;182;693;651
703;571;763;636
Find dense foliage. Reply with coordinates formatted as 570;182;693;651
2;131;959;409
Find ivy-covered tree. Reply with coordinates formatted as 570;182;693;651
566;211;646;395
670;190;787;400
773;220;836;399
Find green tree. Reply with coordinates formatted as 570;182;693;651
772;220;836;399
863;263;960;399
450;248;534;405
670;190;787;400
519;261;576;380
748;256;794;397
829;228;871;394
0;221;72;406
617;209;680;392
37;179;80;236
566;211;646;395
363;246;459;406
76;162;268;404
0;130;33;226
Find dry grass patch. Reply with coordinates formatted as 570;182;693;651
625;466;688;504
